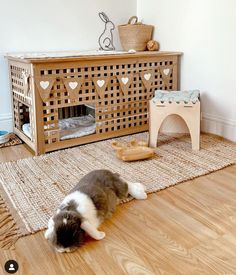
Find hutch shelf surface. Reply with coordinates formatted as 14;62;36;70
6;51;182;155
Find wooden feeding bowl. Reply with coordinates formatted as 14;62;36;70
111;139;155;161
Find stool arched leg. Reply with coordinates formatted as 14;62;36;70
185;114;200;150
181;104;200;150
149;113;167;148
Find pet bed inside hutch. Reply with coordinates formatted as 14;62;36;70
7;51;181;155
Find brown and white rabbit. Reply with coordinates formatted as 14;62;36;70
98;12;115;51
44;169;147;253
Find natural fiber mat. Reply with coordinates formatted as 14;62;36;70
0;133;235;249
0;133;22;149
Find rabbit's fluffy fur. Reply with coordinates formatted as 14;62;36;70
45;169;147;253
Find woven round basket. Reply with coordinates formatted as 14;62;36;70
118;16;154;51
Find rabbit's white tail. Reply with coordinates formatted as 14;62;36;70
127;182;147;200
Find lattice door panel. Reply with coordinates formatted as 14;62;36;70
10;63;32;105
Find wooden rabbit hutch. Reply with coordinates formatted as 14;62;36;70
7;51;181;155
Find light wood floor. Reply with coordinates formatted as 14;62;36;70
0;144;236;275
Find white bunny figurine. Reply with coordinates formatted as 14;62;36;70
98;12;115;51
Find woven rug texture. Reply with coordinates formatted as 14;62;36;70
0;133;235;249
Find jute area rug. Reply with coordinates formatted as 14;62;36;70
0;133;236;249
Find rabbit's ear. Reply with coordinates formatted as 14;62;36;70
99;12;109;23
103;13;110;22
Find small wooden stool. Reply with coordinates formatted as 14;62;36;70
149;90;200;150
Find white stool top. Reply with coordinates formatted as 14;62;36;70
152;90;200;104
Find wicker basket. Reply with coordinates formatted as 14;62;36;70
118;16;154;51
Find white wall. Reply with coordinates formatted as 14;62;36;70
2;0;236;141
138;0;236;141
0;0;136;131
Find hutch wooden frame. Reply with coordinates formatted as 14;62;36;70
7;51;182;155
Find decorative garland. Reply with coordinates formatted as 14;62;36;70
35;67;172;102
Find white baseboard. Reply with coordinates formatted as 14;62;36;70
201;112;236;142
0;113;13;132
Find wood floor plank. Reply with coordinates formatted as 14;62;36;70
165;188;234;236
0;144;33;163
0;145;236;274
191;234;236;274
118;197;217;274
